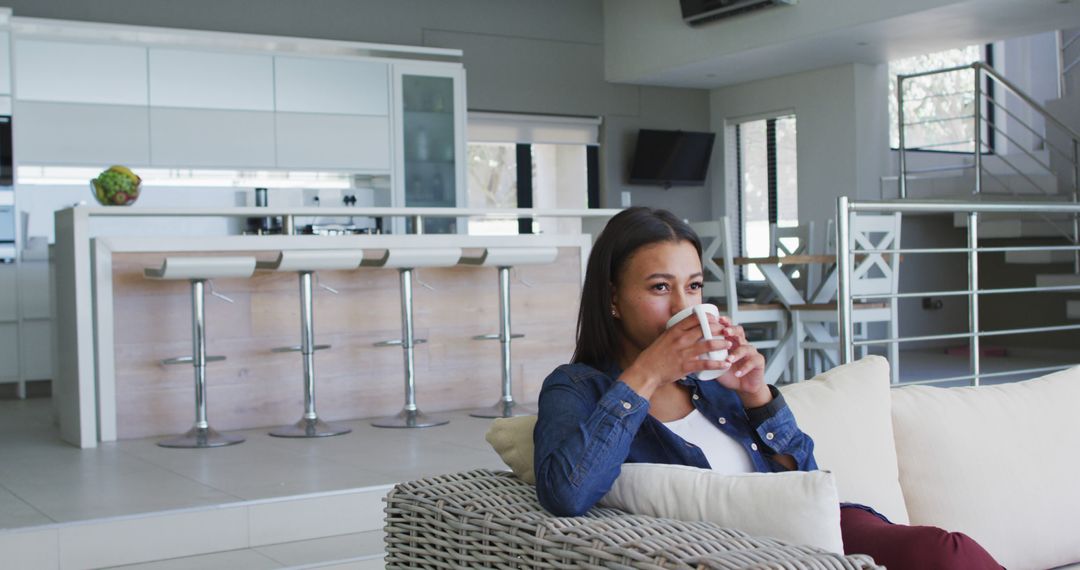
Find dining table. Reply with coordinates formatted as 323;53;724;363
716;254;838;382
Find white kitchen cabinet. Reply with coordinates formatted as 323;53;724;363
15;101;150;166
15;39;148;105
0;31;11;95
149;48;274;111
18;319;52;381
391;62;467;233
275;112;391;170
150;108;275;168
0;263;16;321
17;260;49;320
274;56;389;116
0;323;17;380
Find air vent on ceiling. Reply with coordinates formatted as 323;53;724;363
680;0;797;26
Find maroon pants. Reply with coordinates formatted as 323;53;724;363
840;506;1004;570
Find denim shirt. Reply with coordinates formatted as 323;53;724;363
533;362;818;516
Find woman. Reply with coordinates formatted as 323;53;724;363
533;207;1001;569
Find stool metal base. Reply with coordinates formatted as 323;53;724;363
158;426;245;449
269;417;352;438
371;408;449;429
469;400;535;419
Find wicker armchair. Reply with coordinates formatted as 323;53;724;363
383;469;882;569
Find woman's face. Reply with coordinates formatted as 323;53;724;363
612;239;704;361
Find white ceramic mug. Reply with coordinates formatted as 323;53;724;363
665;303;728;380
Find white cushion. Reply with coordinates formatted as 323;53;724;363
600;463;843;554
485;415;537;484
891;365;1080;570
780;355;910;524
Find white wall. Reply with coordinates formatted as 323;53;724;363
708;63;889;230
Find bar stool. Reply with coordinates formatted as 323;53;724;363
460;247;559;418
257;250;366;438
367;247;462;428
145;256;257;448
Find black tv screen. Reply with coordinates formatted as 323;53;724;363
629;129;715;187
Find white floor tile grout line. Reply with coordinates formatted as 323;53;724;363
284;552;387;569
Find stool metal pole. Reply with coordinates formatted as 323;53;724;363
372;268;448;428
159;279;244;448
471;266;533;418
270;271;351;437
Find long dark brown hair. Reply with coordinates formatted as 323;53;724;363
572;207;702;368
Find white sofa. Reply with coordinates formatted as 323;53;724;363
779;356;1080;570
486;356;1080;570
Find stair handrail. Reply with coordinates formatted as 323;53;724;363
897;62;1080;199
897;60;1080;274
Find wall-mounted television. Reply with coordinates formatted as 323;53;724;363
629;129;715;188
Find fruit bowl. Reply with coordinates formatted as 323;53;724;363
91;165;142;206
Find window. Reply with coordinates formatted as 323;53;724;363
466;113;599;235
888;45;988;152
734;114;797;280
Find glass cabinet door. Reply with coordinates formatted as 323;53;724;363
401;74;457;233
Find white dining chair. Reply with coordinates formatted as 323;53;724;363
769;221;817;300
791;213;902;383
690;218;789;382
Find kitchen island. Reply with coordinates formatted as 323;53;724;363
54;206;619;447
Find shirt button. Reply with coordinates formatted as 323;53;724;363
751;443;759;451
692;394;700;401
621;401;632;410
717;417;726;425
766;432;775;441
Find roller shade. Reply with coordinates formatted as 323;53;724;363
468;111;600;145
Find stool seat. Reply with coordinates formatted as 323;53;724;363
256;250;366;273
459;247;558;267
145;257;256;280
363;248;462;269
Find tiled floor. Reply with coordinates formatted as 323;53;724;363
0;400;508;531
104;532;386;569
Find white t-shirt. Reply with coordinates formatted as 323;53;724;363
662;408;755;475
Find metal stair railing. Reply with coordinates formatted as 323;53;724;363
836;198;1080;387
897;61;1080;273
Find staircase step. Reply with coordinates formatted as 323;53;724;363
1005;250;1078;264
0;484;392;570
1068;301;1080;319
957;219;1072;239
1036;273;1080;287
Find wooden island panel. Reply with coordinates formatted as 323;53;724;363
111;248;580;439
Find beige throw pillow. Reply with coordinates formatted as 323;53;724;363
600;463;844;554
485;415;538;484
891;366;1080;570
780;355;910;524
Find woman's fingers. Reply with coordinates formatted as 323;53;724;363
724;344;765;377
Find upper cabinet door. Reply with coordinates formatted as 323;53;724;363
149;48;274;111
0;32;11;95
274;56;388;115
15;40;148;105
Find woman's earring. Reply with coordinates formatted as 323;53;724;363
611;309;618;318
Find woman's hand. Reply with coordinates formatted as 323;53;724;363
619;314;730;399
712;316;771;408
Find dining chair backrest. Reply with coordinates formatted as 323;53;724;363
771;221;817;296
689;218;739;307
770;222;815;258
849;213;902;297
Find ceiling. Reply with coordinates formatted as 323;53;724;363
610;0;1080;89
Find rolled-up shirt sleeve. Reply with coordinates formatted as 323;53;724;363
533;371;649;516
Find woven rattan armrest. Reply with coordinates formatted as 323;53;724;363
383;469;882;569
